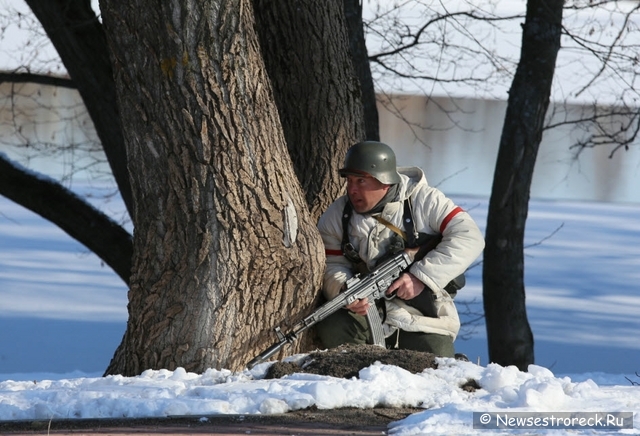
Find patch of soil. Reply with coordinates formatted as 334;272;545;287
267;343;438;379
265;344;480;395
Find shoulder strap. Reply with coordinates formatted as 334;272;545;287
403;198;418;247
341;201;363;263
372;215;406;241
342;198;421;260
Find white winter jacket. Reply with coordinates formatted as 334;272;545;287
317;167;485;340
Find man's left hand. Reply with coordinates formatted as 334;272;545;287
386;272;424;300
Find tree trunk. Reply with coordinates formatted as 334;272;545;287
343;0;379;142
100;0;324;375
252;0;366;220
25;0;133;217
483;0;563;371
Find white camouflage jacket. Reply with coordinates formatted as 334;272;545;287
317;167;485;340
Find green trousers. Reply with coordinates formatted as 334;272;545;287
315;308;455;357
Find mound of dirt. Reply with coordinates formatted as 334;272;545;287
265;343;480;394
266;343;439;379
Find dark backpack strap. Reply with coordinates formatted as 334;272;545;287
341;201;362;264
401;196;465;313
403;198;418;247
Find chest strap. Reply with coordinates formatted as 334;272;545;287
372;215;406;241
341;198;419;262
340;201;362;263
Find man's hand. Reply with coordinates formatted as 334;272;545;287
345;298;370;316
386;272;424;300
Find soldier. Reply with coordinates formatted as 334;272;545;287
316;141;485;356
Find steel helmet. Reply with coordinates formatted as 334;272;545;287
339;141;401;184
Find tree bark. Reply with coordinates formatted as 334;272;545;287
483;0;563;371
100;0;324;374
252;0;366;220
343;0;379;142
25;0;133;217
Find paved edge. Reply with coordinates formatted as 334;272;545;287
0;407;421;435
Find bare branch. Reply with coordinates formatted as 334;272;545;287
0;71;74;89
0;153;132;284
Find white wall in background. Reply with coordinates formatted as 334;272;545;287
379;95;640;204
2;83;639;204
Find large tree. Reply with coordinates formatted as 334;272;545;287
97;0;365;374
483;0;564;371
0;0;367;374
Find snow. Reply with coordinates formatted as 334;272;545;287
0;360;638;435
1;0;638;432
1;193;640;435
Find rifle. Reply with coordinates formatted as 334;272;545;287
246;239;440;369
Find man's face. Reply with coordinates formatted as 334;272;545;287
345;174;390;213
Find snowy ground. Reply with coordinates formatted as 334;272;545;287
0;193;639;435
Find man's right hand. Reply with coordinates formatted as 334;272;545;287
346;298;370;316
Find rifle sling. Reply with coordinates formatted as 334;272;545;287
372;215;407;241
